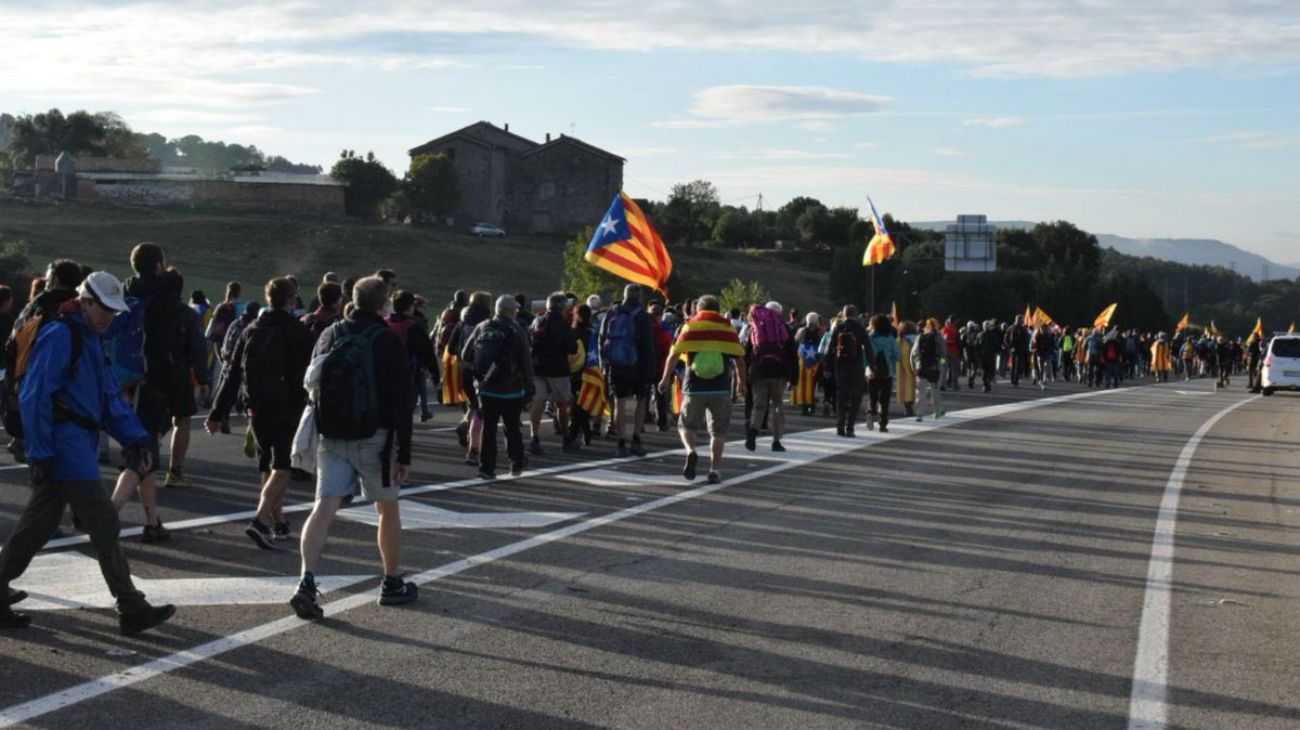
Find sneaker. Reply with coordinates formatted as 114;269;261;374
916;414;924;422
219;420;231;435
771;440;786;453
879;425;888;433
420;410;433;423
465;448;479;466
936;410;945;419
706;470;721;484
378;576;418;606
562;437;581;454
245;519;276;550
683;451;698;481
0;606;31;629
582;429;594;446
455;421;470;448
629;440;646;457
164;470;189;488
529;438;545;456
478;468;497;480
289;579;324;620
835;427;845;437
4;587;27;606
119;603;176;637
846;428;856;438
744;428;757;452
142;521;171;544
274;520;292;540
510;461;525;477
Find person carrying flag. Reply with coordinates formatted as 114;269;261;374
658;295;746;484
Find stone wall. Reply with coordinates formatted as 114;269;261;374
88;179;343;214
514;143;622;235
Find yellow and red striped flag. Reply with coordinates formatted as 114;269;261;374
585;192;672;297
862;196;896;266
1034;307;1055;327
791;358;820;406
1248;317;1263;343
575;365;608;417
1093;303;1118;329
1290;322;1296;334
670;377;684;416
1175;313;1190;331
440;348;466;405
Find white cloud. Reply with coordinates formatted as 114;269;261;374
853;142;880;149
963;117;1023;128
131;109;262;125
1202;131;1300;150
795;120;838;132
429;106;471;113
654;85;891;128
618;147;683;158
712;149;851;160
933;147;967;157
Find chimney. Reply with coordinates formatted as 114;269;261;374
504;123;509;132
545;133;551;143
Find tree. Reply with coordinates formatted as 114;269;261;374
0;240;32;300
7;109;107;166
0;150;13;190
795;204;831;249
0;113;13;150
662;179;720;246
720;278;771;316
405;153;459;218
561;227;624;299
711;208;759;248
776;196;822;233
330;150;399;219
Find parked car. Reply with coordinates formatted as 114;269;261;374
1261;335;1300;396
471;222;506;237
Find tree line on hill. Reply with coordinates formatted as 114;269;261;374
0;109;321;183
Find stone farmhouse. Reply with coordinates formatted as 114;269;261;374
408;121;624;235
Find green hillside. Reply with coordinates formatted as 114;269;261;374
0;199;833;313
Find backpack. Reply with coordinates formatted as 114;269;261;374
1;314;83;439
870;344;890;380
472;320;516;388
834;327;861;363
917;331;941;381
603;306;640;366
748;307;788;367
1103;340;1120;362
240;320;289;413
314;322;386;439
690;350;726;380
106;295;153;388
206;301;236;343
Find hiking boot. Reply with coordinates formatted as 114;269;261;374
879;425;888;433
771;440;786;453
274;520;292;541
478;468;497;481
582;429;594;446
846;428;856;438
744;428;757;452
378;576;418;606
683;451;698;481
4;587;27;606
142;521;171;544
164;470;189;488
510;461;525;477
455;421;470;448
119;603;176;637
528;438;546;456
629;440;646;457
835;427;846;437
706;470;721;484
420;409;433;423
289;578;324;620
245;519;276;550
617;442;628;458
562;437;581;454
219;419;231;435
0;606;31;629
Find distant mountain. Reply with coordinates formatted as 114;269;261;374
911;219;1298;282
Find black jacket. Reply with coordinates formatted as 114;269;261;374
462;315;536;399
531;310;578;378
313;310;415;464
211;307;313;419
124;270;184;389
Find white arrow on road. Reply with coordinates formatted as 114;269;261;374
13;552;369;612
338;501;585;530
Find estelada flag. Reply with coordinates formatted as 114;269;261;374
586;192;672;297
575;365;608;417
671;377;684;417
440;348;466;405
1093;303;1118;329
1034;307;1055;327
1024;304;1034;326
1248;317;1264;343
1175;313;1190;331
668;311;744;359
792;358;820;406
862;196;896;266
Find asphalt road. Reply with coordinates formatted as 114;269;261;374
0;376;1295;729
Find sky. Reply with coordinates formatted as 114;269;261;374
1;0;1298;262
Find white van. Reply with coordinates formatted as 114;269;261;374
1261;335;1300;396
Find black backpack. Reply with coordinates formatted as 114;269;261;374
315;322;386;440
834;327;861;363
473;320;515;388
917;332;941;381
240;321;288;413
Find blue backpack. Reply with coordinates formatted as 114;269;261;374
603;306;640;366
106;295;153;388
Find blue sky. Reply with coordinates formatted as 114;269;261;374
2;1;1298;262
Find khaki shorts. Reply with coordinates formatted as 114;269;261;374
533;376;573;405
679;392;731;438
316;429;400;503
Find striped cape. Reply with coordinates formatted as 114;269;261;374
897;336;916;404
575;365;608;417
791;359;820;406
668;311;745;360
441;348;466;405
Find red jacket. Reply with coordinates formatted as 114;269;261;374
650;318;673;373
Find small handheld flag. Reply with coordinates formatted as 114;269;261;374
586;192;673;296
862;196;896;266
1175;313;1190;331
1093;303;1118;329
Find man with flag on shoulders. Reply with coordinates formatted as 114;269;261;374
658;294;747;485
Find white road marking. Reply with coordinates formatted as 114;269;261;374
1125;395;1258;730
337;502;584;530
0;388;1114;727
12;552;368;611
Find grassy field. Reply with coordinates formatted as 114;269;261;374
0;198;834;313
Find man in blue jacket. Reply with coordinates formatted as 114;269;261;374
0;272;175;635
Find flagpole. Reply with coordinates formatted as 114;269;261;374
870;265;875;314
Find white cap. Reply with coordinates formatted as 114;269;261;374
586;294;603;309
765;300;783;315
77;271;129;312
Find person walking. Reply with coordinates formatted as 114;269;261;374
163;269;211;489
288;276;417;619
659;295;746;484
206;277;314;548
941;316;962;391
896;320;918;416
867;314;901;432
979;320;1001;393
527;292;579;455
0;272;175;635
386;290;437;424
598;284;655;457
912;318;945;422
462;295;535;479
743;301;795;452
827;307;870;436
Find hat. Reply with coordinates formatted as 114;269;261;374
495;294;520;313
78;271;129;312
586;294;603;309
765;300;783;315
